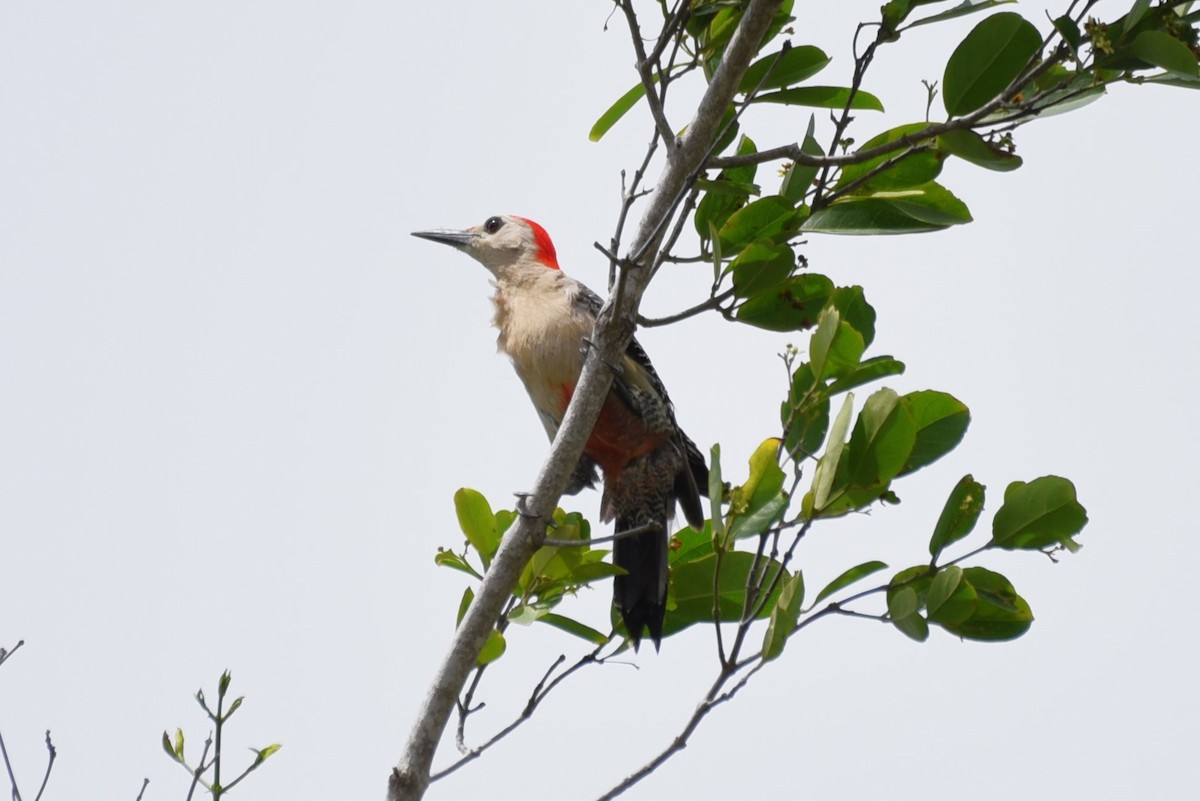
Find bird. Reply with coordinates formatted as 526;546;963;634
412;214;708;648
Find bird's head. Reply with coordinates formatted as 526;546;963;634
412;215;559;276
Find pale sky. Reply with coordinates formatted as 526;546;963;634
1;2;1196;800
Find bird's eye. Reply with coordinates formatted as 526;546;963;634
483;216;504;234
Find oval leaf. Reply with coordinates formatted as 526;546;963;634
454;488;499;567
937;129;1023;171
739;45;831;93
734;273;834;332
943;12;1042;116
813;560;888;606
718;196;802;253
762;571;805;661
755;86;885;111
731;241;796;299
929;475;986;560
476;628;506;666
1129;30;1200;77
898;390;970;476
991;475;1088;551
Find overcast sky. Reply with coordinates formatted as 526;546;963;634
1;2;1196;800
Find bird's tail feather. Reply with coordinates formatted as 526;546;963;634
613;514;668;650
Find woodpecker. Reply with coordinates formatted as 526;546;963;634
412;214;708;648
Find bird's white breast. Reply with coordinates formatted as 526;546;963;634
491;270;592;424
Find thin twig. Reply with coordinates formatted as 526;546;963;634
638;287;735;327
134;778;150;801
618;0;677;151
30;732;54;801
185;735;212;801
811;22;886;209
593;659;762;801
453;595;518;753
432;646;608;782
609;132;660;289
0;640;24;670
543;521;661;547
0;729;21;801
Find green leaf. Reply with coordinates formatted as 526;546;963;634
1129;30;1200;77
991;476;1088;551
739;45;831;93
537;613;610;645
589;81;648;143
905;0;1017;31
734;273;834;332
738;438;786;510
707;105;742;160
897;390;970;476
827;356;906;396
434;547;482;579
729;495;788;541
809;392;854;515
812;560;888;606
754;86;885;111
943;12;1043;116
810;306;866;382
837;123;943;191
728;438;788;542
708;444;726;546
1145;73;1200;89
892;611;930;641
937;129;1023;171
782;364;831;460
672;523;716;566
780;116;822;203
718;195;803;254
1052;14;1082;51
564;561;625;584
925;565;978;626
696;134;759;240
762;571;805;661
888;585;919;620
945;567;1032;640
476;628;506;666
1123;0;1155;37
456;587;474;627
163;728;186;763
454;488;499;568
829;285;877;348
251;744;283;766
928;475;986;560
730;241;796;299
846;388;917;487
805;182;972;235
887;565;934;641
663;552;786;636
882;1;913;34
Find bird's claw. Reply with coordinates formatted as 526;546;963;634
580;337;623;375
514;492;557;528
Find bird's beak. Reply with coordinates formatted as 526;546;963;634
411;229;478;249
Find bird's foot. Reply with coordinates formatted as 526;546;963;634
580;337;624;376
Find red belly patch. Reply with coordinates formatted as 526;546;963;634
558;382;665;476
